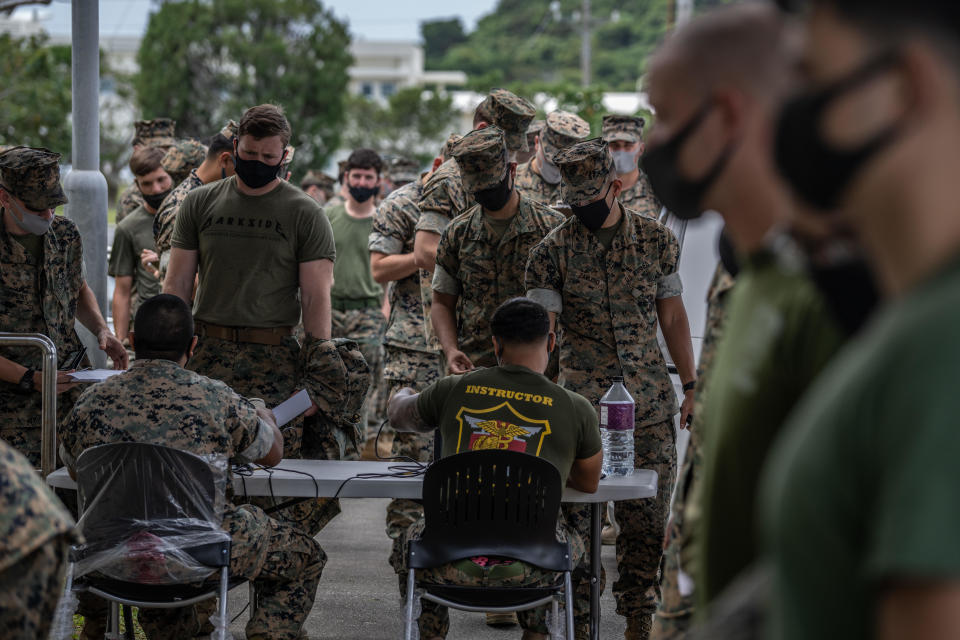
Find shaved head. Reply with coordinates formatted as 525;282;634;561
649;3;793;101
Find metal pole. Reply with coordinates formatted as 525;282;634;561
580;0;591;86
676;0;694;26
589;501;601;639
64;0;109;368
0;333;57;477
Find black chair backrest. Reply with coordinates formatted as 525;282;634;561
76;442;224;547
411;450;570;572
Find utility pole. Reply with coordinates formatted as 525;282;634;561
580;0;591;86
64;0;109;367
676;0;694;26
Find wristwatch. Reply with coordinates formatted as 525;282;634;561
682;380;696;393
17;368;35;394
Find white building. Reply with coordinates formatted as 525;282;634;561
348;39;467;102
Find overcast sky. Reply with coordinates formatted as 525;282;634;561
14;0;498;41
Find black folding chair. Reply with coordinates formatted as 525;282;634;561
404;450;575;639
69;442;244;640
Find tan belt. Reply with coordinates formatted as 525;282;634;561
196;320;293;346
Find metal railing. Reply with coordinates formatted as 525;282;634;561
0;333;57;478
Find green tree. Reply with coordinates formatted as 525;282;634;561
421;18;467;70
0;33;72;155
135;0;352;170
341;87;458;165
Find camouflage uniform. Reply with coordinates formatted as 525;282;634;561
162;139;207;187
61;359;324;640
116;118;177;222
301;170;336;203
154;121;238;280
386;156;420;189
433;127;565;368
0;147;88;466
0;438;76;640
416;90;536;352
602;115;662;220
651;264;735;640
515;110;591;206
525;139;684;628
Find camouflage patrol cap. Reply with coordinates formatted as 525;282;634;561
161;139;207;184
301;170;335;190
526;119;545;148
541;111;591;161
451;127;509;194
440;133;462;161
602;114;646;143
282;145;296;171
0;146;68;210
133;118;176;148
218;120;239;141
487;89;537;153
387;156;420;185
554;137;616;207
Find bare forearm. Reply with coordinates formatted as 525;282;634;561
431;293;460;355
414;231;440;272
371;252;418;284
0;355;29;384
658;298;696;384
112;288;131;341
300;259;333;339
77;282;109;336
302;291;331;339
387;390;432;433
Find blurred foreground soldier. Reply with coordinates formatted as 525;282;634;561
0;438;76;640
0;146;127;466
165;104;338;534
386;156;420;192
642;4;845;617
432;126;564;373
61;294;324;640
326;148;386;451
517;118;545;165
601;115;661;219
153;120;238;281
515;110;591;206
300;169;335;205
116;118;177;222
759;1;960;639
109;147;172;344
370;135;455;590
389;297;603;640
525;139;696;639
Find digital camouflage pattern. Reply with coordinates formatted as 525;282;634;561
0;213;88;466
0;438;75;640
451;127;509;193
153;168;205;280
0;146;68;210
515;159;562;206
541;111;591;161
416;158;467;236
619;171;663;220
395;515;587;638
651;263;735;640
218;119;239;141
525;207;683;621
487;89;537;153
115;183;145;223
602;114;646;144
526;119;546;151
554;138;616;207
133;118;176;148
433;195;564;367
60;359;324;640
331;307;384;444
161;139;207;186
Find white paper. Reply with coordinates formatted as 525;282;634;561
678;569;695;597
67;369;124;383
272;389;312;427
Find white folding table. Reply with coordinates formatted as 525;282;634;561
48;459;658;639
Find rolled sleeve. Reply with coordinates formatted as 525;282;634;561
236;418;275;463
369;233;404;255
656;271;683;299
432;264;461;296
527;287;563;313
416;211;451;236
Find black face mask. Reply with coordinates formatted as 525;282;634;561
570;183;613;232
348;185;379;203
775;50;902;212
142;189;171;211
233;142;285;189
807;253;879;337
642;100;735;220
717;227;740;278
474;171;513;211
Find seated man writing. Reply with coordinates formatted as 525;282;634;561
61;294;324;640
389;297;603;640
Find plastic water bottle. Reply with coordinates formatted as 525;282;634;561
600;376;635;476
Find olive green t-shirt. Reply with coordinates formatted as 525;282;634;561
696;245;843;610
172;176;335;327
483;212;515;244
416;364;602;486
762;256;960;640
108;205;161;318
325;204;382;302
592;212;623;252
11;231;43;261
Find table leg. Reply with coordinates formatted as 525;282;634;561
590;501;601;640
